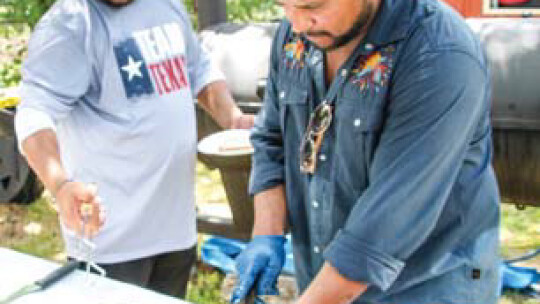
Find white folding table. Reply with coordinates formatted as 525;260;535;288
0;247;190;304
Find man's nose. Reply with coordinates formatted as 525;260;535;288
286;7;314;34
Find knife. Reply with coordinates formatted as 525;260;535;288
0;259;80;304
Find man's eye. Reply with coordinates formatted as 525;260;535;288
297;2;322;10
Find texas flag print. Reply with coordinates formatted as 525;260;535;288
114;22;189;99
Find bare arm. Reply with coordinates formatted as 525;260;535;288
252;184;288;236
22;129;102;236
197;80;254;129
296;262;368;304
22;129;67;194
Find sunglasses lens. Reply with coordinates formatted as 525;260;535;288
299;135;315;172
300;103;332;173
311;104;332;133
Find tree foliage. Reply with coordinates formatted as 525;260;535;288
0;0;280;30
226;0;281;22
0;0;55;30
0;35;26;87
0;0;280;87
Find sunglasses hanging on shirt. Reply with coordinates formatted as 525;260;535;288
299;100;333;174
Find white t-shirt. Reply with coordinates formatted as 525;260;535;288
15;0;224;263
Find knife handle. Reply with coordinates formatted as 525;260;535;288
35;260;80;289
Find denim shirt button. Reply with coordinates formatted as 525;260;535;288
354;118;362;127
365;43;374;51
341;69;348;78
279;91;286;99
319;154;327;162
312;200;319;208
313;246;321;254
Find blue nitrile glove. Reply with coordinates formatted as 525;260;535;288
230;235;286;304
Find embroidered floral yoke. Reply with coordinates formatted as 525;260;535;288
249;0;500;303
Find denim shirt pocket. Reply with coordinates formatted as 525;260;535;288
278;84;309;134
333;94;384;201
338;82;385;130
339;102;382;132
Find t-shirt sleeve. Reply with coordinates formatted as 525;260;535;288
16;15;91;145
175;3;225;98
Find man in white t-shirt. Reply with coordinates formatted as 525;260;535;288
15;0;254;298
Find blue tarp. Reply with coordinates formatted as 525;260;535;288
201;236;539;298
500;248;540;298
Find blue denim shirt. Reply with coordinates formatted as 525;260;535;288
249;0;501;303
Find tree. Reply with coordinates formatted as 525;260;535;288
224;0;281;23
0;0;279;30
0;0;280;86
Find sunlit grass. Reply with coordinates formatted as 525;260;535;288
196;161;227;205
500;203;540;268
187;264;227;304
0;195;64;261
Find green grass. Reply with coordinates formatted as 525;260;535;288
187;265;227;304
0;195;64;260
1;163;539;303
501;204;540;259
195;161;227;206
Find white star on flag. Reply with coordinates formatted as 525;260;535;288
121;56;143;81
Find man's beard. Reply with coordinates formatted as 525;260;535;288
304;1;375;51
99;0;133;8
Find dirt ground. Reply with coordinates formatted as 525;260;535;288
0;203;25;242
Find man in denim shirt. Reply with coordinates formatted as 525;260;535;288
231;0;500;303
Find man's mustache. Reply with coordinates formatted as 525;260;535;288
304;31;334;38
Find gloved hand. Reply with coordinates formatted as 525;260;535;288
230;235;286;303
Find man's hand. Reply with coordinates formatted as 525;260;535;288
55;181;104;237
230;235;286;303
231;112;255;129
19;129;105;237
197;80;255;130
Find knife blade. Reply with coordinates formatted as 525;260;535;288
0;259;80;304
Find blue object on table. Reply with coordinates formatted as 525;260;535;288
201;235;295;275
